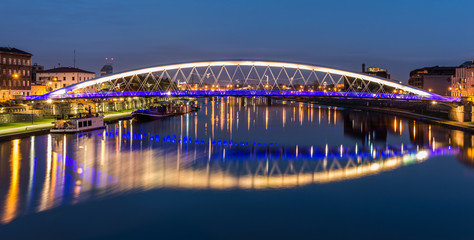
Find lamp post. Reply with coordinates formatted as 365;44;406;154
31;104;34;124
11;73;20;103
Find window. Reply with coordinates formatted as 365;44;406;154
88;120;92;126
78;122;83;128
63;77;66;80
63;84;66;87
72;77;75;81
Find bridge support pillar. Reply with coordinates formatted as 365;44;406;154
449;101;473;122
267;97;272;106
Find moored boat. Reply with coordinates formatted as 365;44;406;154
132;99;199;121
50;114;105;133
132;101;173;121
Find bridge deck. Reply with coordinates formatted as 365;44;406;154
26;90;460;102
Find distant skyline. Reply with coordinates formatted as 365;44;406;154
1;0;473;82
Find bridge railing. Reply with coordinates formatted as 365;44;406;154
25;90;460;102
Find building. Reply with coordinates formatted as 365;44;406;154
100;57;114;76
451;60;474;97
100;64;113;76
362;64;390;79
31;63;44;84
408;66;455;96
36;67;95;92
30;84;47;96
0;47;33;101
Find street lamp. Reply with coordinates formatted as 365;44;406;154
10;73;20;101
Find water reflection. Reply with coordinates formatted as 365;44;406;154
0;97;470;224
1;139;20;224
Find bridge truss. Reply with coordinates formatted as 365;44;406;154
27;60;458;102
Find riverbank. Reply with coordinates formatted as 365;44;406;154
3;101;474;142
355;106;474;133
306;101;474;133
0;111;134;142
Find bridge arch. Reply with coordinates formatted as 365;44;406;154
28;60;457;101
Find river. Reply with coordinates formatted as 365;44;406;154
0;97;473;239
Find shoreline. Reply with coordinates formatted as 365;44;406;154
0;111;135;142
309;102;474;133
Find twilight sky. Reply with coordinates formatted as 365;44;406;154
1;0;473;81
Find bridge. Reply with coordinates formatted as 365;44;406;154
26;60;459;102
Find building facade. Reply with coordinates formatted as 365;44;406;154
100;64;113;76
362;64;390;79
408;66;455;96
100;57;114;76
31;63;44;84
36;67;95;92
451;61;474;97
0;47;33;101
31;84;47;96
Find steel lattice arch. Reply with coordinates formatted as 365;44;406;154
27;60;459;101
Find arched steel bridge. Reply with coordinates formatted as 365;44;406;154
26;60;459;102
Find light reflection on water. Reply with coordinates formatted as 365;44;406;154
0;97;471;224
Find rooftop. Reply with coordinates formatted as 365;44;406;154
0;47;33;56
460;60;474;67
38;67;95;74
100;64;113;72
410;66;456;76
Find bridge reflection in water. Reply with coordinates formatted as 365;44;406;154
0;99;468;224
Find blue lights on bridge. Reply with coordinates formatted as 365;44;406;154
26;90;459;102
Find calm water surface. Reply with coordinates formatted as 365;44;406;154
1;97;474;239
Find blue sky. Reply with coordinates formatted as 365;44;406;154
1;0;473;81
